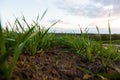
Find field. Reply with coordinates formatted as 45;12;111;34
0;15;120;80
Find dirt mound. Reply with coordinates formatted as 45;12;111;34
1;46;119;80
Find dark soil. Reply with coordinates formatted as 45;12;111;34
1;46;120;80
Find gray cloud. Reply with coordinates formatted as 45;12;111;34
48;19;62;23
54;0;120;18
92;0;120;14
92;0;120;6
48;19;72;25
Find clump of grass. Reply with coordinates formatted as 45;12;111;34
96;26;105;66
0;10;57;79
96;21;120;67
61;28;101;62
25;19;57;55
60;23;120;79
0;19;39;79
61;23;120;65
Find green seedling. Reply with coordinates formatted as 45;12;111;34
0;10;56;79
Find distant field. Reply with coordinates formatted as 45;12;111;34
54;33;120;41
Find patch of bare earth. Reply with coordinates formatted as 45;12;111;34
1;46;120;80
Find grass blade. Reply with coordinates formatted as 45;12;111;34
40;9;48;21
0;19;6;54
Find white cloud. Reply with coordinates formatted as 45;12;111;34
54;0;120;18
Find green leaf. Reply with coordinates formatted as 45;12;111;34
0;19;6;54
40;9;48;21
97;73;120;80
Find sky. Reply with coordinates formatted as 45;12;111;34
1;0;120;34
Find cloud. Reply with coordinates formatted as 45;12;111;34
92;0;120;14
48;19;62;23
48;18;73;25
54;0;120;18
92;0;120;6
